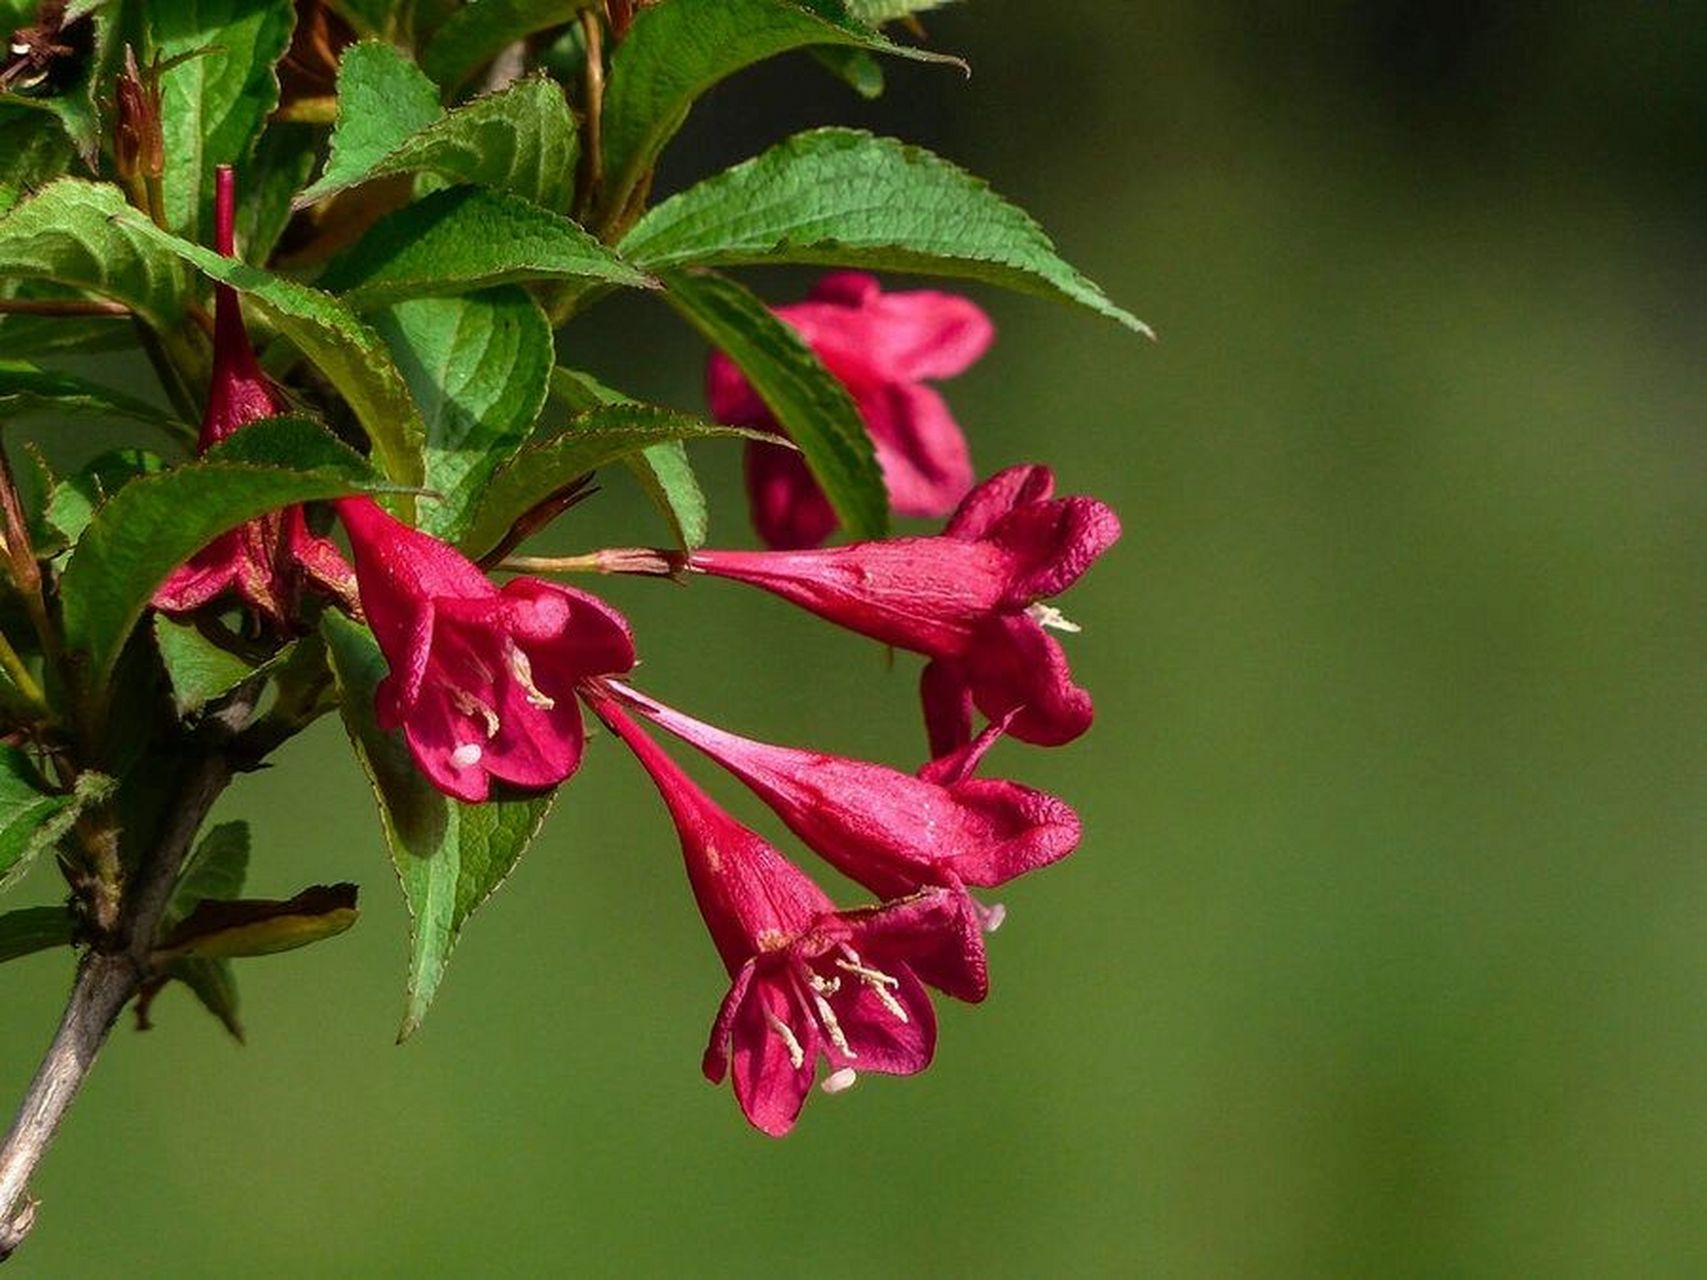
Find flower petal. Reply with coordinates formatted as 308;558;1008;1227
944;464;1056;541
743;439;839;550
990;495;1122;602
963;614;1095;747
920;659;975;759
858;380;974;520
729;973;818;1137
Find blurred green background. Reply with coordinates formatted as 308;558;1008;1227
9;3;1707;1274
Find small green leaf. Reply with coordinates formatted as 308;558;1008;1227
236;122;320;264
623;129;1148;333
811;46;885;98
462;402;761;557
0;359;186;434
322;611;554;1039
0;110;73;218
0;747;70;885
0;905;72;964
146;0;297;239
57;417;386;692
296;41;444;208
35;448;166;553
159;883;359;960
375;287;552;540
298;74;578;212
320;186;653;309
164;956;244;1039
660;268;887;540
154;617;296;718
549;367;707;548
420;0;591;93
596;0;960;229
0;2;113;163
170;820;250;922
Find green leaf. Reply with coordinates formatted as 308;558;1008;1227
462;401;762;557
623;129;1148;333
159;883;358;959
375;287;552;541
595;0;960;229
171;820;250;922
295;41;444;208
322;611;553;1039
154;617;296;717
0;110;73;218
0;179;190;328
0;359;186;433
420;0;591;93
0;906;72;964
549;367;707;548
0;747;70;885
236;121;320;264
297;74;579;213
34;447;166;553
0;180;428;486
164;956;243;1040
320;185;653;308
811;46;885;98
57;417;385;692
146;0;297;239
660;268;887;539
846;0;958;21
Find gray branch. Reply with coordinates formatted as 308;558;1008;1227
0;751;232;1262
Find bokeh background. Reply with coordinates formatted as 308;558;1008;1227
8;3;1707;1274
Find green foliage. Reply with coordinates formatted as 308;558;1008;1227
144;0;296;239
375;287;553;540
420;0;593;94
0;111;73;217
0;906;72;965
0;180;429;488
159;883;359;960
57;417;385;693
549;367;708;548
0;360;186;435
660;268;888;539
595;0;961;229
172;821;252;916
624;128;1148;332
299;75;579;212
460;401;761;557
320;185;652;308
0;0;114;163
0;747;71;886
34;448;167;553
295;40;444;208
323;611;553;1040
154;617;297;718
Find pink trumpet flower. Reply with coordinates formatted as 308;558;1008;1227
598;682;1080;910
590;696;987;1136
336;497;635;803
708;271;993;549
688;464;1120;754
153;165;356;626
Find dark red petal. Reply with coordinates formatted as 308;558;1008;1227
920;659;975;759
858;380;975;520
963;615;1095;747
743;439;838;550
990;495;1122;603
944;465;1057;541
729;975;818;1137
822;962;936;1074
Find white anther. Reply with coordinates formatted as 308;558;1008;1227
9;42;28;56
871;982;909;1022
821;1068;858;1095
975;900;1007;933
450;687;501;739
1027;602;1082;633
764;1013;806;1071
449;742;484;769
812;992;854;1058
506;644;555;710
808;971;842;996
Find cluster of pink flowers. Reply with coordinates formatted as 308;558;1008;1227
158;169;1119;1135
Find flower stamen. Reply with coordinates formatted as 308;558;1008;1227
764;1012;806;1070
1027;602;1081;633
450;687;501;739
821;1068;859;1094
506;643;555;710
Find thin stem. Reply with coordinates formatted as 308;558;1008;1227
574;9;605;223
502;548;685;577
0;437;58;685
0;299;128;318
0;751;232;1263
0;630;45;714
